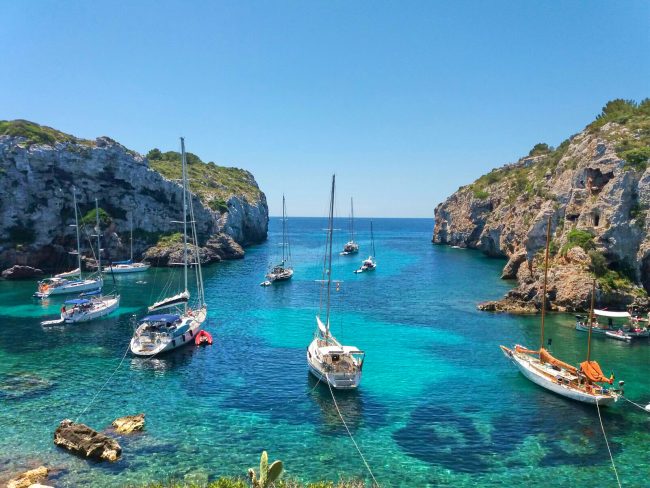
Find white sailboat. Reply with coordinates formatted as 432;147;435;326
34;189;103;299
42;199;120;326
130;137;207;357
354;221;377;273
265;195;293;283
340;197;359;255
104;218;150;273
500;220;623;406
307;175;365;389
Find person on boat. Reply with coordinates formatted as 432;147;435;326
61;305;66;314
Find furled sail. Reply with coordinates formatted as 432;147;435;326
148;291;190;312
539;348;578;374
580;360;614;384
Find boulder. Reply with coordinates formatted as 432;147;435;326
501;250;527;279
7;466;48;488
53;419;121;462
1;265;44;280
111;413;145;434
204;232;245;260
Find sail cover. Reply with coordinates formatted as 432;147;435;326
316;316;328;335
580;360;613;384
539;348;578;374
594;309;631;318
148;291;190;312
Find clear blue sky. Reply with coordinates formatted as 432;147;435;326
2;1;648;217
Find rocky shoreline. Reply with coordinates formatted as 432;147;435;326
0;120;268;275
433;100;650;314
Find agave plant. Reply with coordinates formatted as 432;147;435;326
248;450;283;488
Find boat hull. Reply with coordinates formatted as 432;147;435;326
130;307;207;357
64;296;120;323
104;264;150;274
34;278;103;298
306;339;362;389
500;346;617;406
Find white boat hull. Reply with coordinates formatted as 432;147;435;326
130;307;207;357
104;263;150;274
501;346;617;406
34;278;103;298
64;296;120;323
307;339;362;389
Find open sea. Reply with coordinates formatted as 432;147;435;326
1;217;648;487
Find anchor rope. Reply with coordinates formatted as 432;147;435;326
595;398;622;488
621;395;650;414
325;374;379;487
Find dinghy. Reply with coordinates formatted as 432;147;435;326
195;330;213;346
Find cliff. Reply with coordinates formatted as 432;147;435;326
0;120;268;272
432;99;650;313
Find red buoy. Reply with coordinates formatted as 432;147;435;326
194;330;213;346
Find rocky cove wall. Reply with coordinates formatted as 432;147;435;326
432;122;650;313
0;134;268;272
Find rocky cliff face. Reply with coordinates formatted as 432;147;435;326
0;120;268;271
433;100;650;313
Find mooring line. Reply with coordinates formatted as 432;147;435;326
325;374;379;487
596;398;622;488
621;395;650;414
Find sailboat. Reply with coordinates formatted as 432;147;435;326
307;175;365;389
500;218;623;406
105;219;150;273
354;221;377;273
41;199;120;326
340;197;359;255
130;137;207;357
265;195;293;282
34;189;103;299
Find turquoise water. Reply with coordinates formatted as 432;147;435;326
1;218;649;487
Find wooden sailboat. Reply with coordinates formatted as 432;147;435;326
105;218;150;273
340;197;359;255
355;220;377;273
307;175;365;389
500;217;623;406
265;195;293;282
34;189;103;298
130;137;207;356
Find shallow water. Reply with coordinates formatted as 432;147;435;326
1;218;648;487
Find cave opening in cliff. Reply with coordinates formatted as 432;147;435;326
592;211;601;227
584;168;614;194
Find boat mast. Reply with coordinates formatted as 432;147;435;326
130;217;133;262
326;175;336;336
95;199;101;275
539;216;552;353
587;278;596;362
350;197;355;242
73;188;82;278
282;194;286;265
181;137;189;309
371;220;375;257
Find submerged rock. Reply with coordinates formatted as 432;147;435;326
1;265;44;280
53;419;121;462
7;466;48;488
111;413;145;434
0;372;55;400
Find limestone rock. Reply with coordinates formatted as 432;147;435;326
0;123;268;272
433;118;650;313
204;232;245;260
6;466;48;488
1;265;44;279
111;413;145;434
53;419;121;462
143;231;244;267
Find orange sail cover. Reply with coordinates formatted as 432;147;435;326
580;360;614;384
539;348;578;374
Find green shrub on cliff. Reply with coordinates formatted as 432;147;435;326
80;207;111;226
529;143;551;156
0;119;92;147
561;229;594;255
147;149;261;206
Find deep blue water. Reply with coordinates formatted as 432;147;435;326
0;217;649;487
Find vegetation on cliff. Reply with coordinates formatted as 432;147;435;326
0;119;93;146
147;149;262;209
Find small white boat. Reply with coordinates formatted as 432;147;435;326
340;197;359;255
260;280;272;287
103;221;150;273
130;137;207;357
265;195;293;283
605;330;633;342
355;222;377;273
41;295;120;325
308;175;365;390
